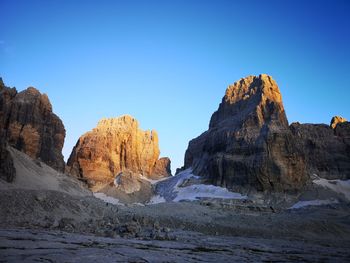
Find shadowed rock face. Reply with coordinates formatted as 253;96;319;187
290;120;350;180
184;75;350;191
67;115;171;186
0;78;66;172
0;136;15;183
184;74;308;191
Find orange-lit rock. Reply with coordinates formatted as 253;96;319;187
330;116;347;129
67;115;171;186
184;74;350;191
184;74;307;191
0;78;66;172
152;157;171;179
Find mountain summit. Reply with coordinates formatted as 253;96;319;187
67;115;171;187
0;79;66;173
184;74;350;191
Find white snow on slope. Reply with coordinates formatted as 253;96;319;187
93;193;123;205
141;176;170;185
153;168;247;202
148;195;166;204
290;177;350;209
290;199;339;209
173;183;247;202
313;178;350;200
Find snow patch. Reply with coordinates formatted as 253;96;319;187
290;199;339;209
174;184;247;202
313;178;350;200
154;168;247;202
142;176;170;185
148;195;166;204
93;192;123;205
174;169;200;189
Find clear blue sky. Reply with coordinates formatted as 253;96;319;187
1;0;349;173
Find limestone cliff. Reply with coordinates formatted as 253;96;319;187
67;115;171;186
184;75;350;191
290;118;350;180
184;74;307;191
0;78;66;172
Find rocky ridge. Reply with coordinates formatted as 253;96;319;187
184;74;307;191
67;115;171;188
0;78;66;172
290;120;350;180
184;74;350;191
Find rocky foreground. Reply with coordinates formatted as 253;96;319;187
1;151;349;262
0;187;350;262
1;226;349;263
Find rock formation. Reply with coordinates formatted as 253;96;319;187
152;157;172;179
0;136;15;183
67;115;171;186
98;169;154;204
184;74;307;191
0;78;66;172
183;74;350;191
330;116;347;129
290;119;350;180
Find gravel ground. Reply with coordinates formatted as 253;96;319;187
1;228;350;262
1;142;350;261
1;189;350;262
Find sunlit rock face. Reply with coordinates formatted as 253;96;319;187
184;75;350;191
0;78;66;172
330;116;347;129
67;115;171;187
184;74;307;191
290;118;350;180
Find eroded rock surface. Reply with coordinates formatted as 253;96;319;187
0;137;15;183
67;115;171;186
184;75;350;190
1;228;349;263
184;74;307;191
290;120;350;180
98;169;154;204
152;157;171;179
0;78;66;172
